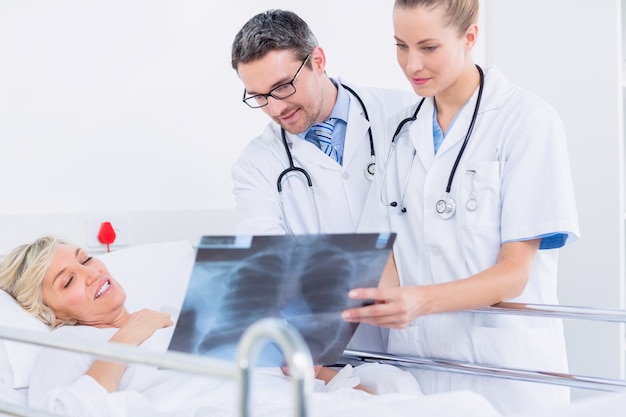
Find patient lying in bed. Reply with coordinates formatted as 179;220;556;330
0;236;501;417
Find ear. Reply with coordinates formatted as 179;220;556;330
309;45;327;75
464;23;478;52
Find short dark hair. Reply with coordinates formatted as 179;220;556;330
231;9;318;71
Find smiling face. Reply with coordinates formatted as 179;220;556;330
237;48;330;134
41;244;129;328
393;4;477;99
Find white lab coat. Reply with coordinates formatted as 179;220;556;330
231;80;417;236
379;67;580;415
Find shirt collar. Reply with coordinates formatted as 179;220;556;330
300;78;349;138
330;79;350;123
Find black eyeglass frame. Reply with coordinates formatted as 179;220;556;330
242;54;311;109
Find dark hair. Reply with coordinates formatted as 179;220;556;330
231;9;318;70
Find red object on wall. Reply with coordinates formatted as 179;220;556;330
97;221;116;252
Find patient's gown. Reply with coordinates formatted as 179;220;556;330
28;325;500;417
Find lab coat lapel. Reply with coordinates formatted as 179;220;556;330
435;96;478;158
409;68;503;172
342;97;369;168
435;75;495;158
411;98;436;169
286;131;340;170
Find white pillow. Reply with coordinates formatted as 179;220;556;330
0;290;49;389
97;240;195;319
0;240;195;390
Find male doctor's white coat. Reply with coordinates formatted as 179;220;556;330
379;67;580;415
232;80;416;236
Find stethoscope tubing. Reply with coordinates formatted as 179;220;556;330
379;97;425;212
444;66;484;194
277;84;374;234
341;84;374;161
381;65;485;215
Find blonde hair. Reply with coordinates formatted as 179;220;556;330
394;0;479;35
0;235;76;328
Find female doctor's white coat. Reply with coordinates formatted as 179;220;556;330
379;67;580;415
231;80;416;236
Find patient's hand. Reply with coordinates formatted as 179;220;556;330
111;309;173;346
314;366;338;384
282;365;373;394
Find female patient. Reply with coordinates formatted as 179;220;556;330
0;236;493;417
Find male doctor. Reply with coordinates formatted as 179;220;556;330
230;9;416;236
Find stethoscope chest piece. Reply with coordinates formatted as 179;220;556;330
465;197;478;211
436;195;456;220
364;159;375;181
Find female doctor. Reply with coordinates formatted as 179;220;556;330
342;0;580;415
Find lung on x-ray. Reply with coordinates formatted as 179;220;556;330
168;233;395;366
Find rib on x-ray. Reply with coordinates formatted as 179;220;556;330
168;233;395;366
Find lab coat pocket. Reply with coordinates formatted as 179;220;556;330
460;161;500;227
470;326;569;411
471;325;565;371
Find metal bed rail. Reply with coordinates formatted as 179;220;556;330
341;349;626;392
341;301;626;392
0;318;313;417
476;301;626;323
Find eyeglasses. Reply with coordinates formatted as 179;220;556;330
242;54;310;109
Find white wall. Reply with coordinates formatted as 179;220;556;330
0;0;410;215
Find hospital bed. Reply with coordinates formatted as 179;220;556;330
1;240;626;416
0;318;313;417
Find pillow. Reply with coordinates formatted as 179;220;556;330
0;240;195;390
0;338;11;387
96;240;195;319
0;289;50;389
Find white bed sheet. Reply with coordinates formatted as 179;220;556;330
0;381;27;417
0;382;26;404
31;368;503;417
7;369;626;417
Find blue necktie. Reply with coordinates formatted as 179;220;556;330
313;117;340;163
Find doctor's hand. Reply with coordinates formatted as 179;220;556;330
341;286;428;329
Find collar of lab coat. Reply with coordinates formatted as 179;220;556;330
410;66;506;168
273;79;371;171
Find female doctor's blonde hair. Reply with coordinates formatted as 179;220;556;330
0;235;71;328
394;0;479;35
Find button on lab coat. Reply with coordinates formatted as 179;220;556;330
380;67;580;415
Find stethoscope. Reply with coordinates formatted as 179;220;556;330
277;84;374;234
380;65;484;219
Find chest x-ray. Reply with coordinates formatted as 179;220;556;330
168;233;395;366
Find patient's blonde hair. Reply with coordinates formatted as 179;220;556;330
0;235;76;328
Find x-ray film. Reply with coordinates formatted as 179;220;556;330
168;233;395;366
